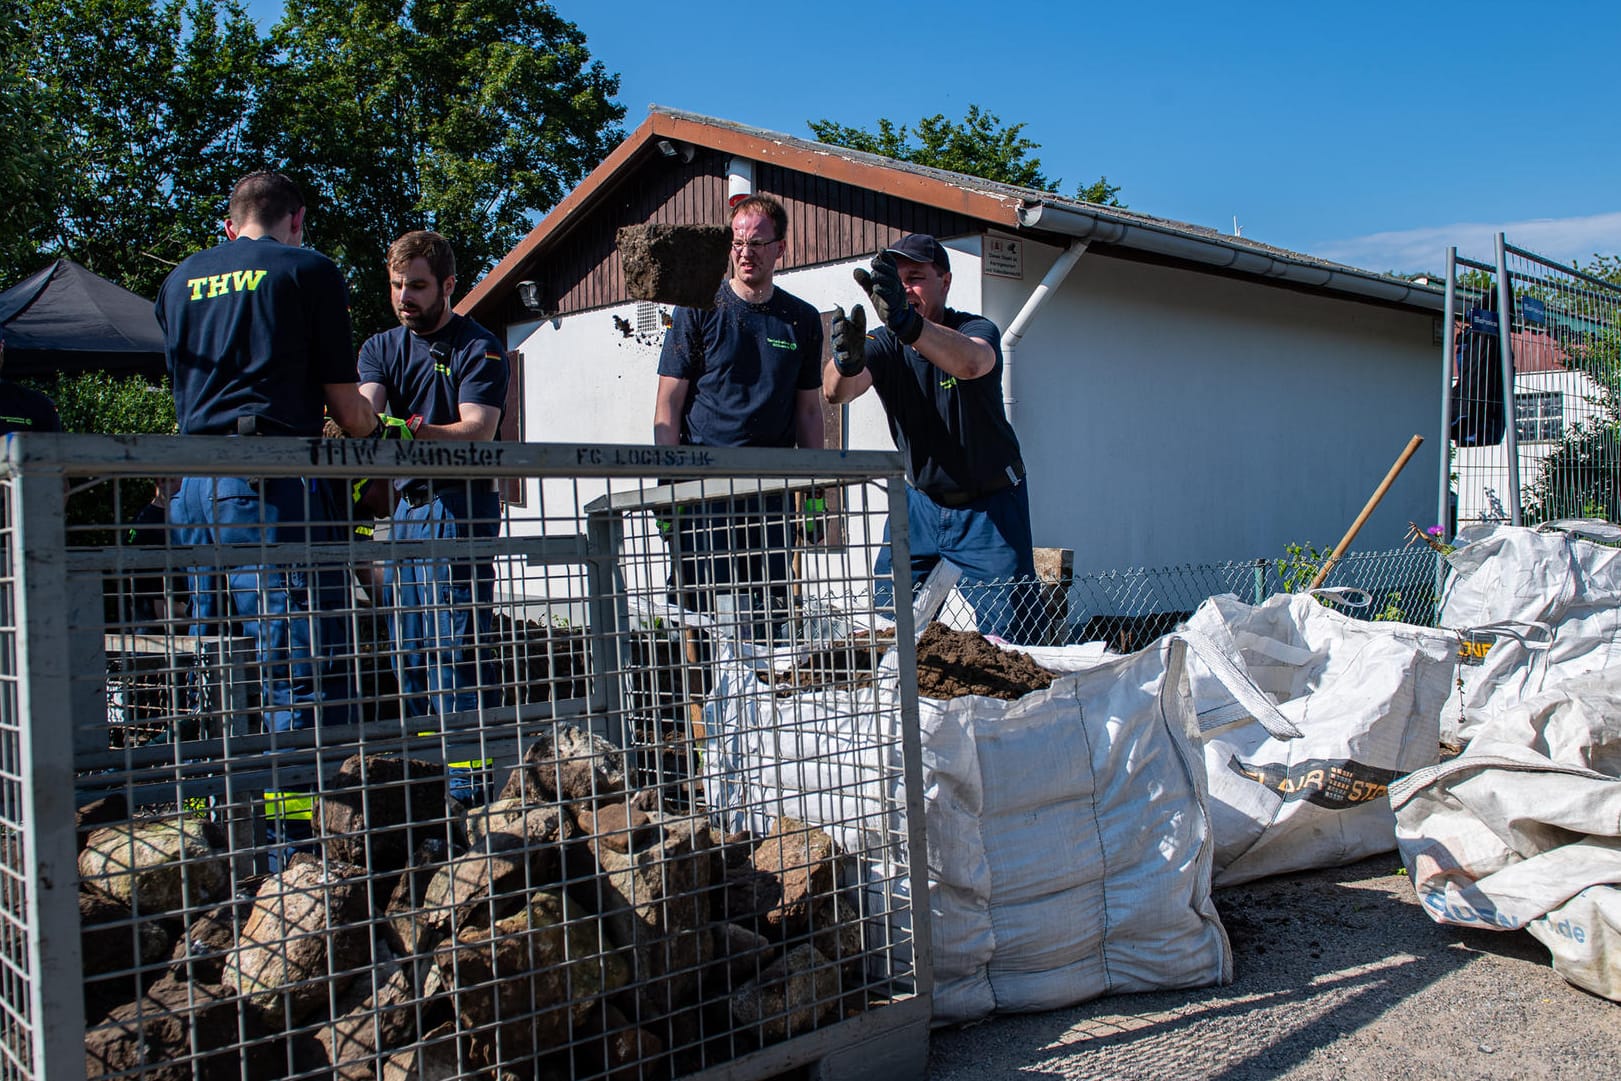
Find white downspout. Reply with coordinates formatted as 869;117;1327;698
1000;240;1089;425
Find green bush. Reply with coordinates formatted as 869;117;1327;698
21;371;176;546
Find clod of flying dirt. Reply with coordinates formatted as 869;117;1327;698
617;223;730;310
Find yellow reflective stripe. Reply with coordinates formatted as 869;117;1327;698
263;791;314;820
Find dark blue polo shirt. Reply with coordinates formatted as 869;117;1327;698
657;282;822;447
357;314;508;427
0;380;62;435
157;236;356;437
865;309;1024;501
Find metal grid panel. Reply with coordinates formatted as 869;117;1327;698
1444;238;1620;533
2;435;928;1081
0;476;36;1081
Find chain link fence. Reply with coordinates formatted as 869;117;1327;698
937;544;1447;647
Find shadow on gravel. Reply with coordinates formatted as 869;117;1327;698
925;854;1561;1081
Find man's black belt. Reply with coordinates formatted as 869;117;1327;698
927;462;1025;509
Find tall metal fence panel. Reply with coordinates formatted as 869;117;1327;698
3;434;930;1081
1443;236;1621;534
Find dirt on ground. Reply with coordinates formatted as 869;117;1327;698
926;853;1620;1080
616;223;730;309
913;622;1058;700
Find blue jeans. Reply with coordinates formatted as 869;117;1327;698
384;485;500;806
874;482;1040;642
385;486;499;692
175;475;353;733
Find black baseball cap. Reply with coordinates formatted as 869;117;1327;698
884;234;952;273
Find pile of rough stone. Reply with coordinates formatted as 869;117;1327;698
77;726;866;1081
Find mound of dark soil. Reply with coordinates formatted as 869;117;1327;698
914;622;1058;701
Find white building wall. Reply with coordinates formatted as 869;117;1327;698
501;233;1439;579
977;238;1439;573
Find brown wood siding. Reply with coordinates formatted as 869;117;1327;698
497;152;984;323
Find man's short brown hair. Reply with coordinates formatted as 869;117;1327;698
387;230;456;284
729;195;787;241
227;171;304;229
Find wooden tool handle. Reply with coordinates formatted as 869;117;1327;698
1308;434;1425;591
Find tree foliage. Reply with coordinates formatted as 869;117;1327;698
809;105;1122;207
9;0;266;299
3;0;624;340
258;0;624;336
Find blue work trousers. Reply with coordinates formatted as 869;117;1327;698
665;491;790;639
874;481;1040;642
175;475;353;733
384;486;501;720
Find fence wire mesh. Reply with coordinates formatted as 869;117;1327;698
1445;238;1621;533
936;544;1447;646
4;435;930;1081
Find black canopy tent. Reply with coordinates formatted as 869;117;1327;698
0;259;165;380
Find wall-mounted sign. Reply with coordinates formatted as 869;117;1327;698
985;236;1023;279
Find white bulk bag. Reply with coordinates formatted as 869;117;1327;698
1438;521;1621;744
1391;672;1621;1001
1184;593;1458;887
706;628;1297;1024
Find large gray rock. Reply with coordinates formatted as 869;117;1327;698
387;838;531;958
499;725;627;806
86;978;273;1081
438;889;631;1070
221;860;371;1028
81;884;171;1022
315;941;430;1080
316;754;450;872
749;817;839;940
78;818;230;916
728;944;842;1044
380;1021;462;1081
594;811;715;1018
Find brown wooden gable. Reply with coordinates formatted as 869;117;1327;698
481;150;985;325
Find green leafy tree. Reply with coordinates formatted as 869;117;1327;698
7;0;267;296
808;106;1122;206
258;0;625;339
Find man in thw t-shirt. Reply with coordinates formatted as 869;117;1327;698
652;194;823;631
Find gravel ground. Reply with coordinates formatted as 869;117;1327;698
926;853;1618;1081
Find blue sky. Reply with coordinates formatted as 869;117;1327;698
248;0;1620;277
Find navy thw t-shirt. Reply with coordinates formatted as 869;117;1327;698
357;314;509;427
157;236;356;437
0;380;62;435
657;282;822;447
865;309;1024;501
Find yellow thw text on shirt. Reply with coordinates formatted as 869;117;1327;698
766;337;797;351
186;269;268;301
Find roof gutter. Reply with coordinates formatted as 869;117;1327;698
1000;239;1089;426
1016;203;1444;311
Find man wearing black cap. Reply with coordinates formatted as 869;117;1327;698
824;234;1036;641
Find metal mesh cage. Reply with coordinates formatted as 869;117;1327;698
3;435;931;1081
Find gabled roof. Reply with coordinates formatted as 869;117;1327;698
0;259;166;378
460;106;1445;321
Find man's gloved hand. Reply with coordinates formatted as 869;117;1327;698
798;487;828;546
831;304;867;377
371;414;414;440
852;252;923;345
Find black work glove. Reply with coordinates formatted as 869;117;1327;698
830;304;867;377
852;252;923;345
